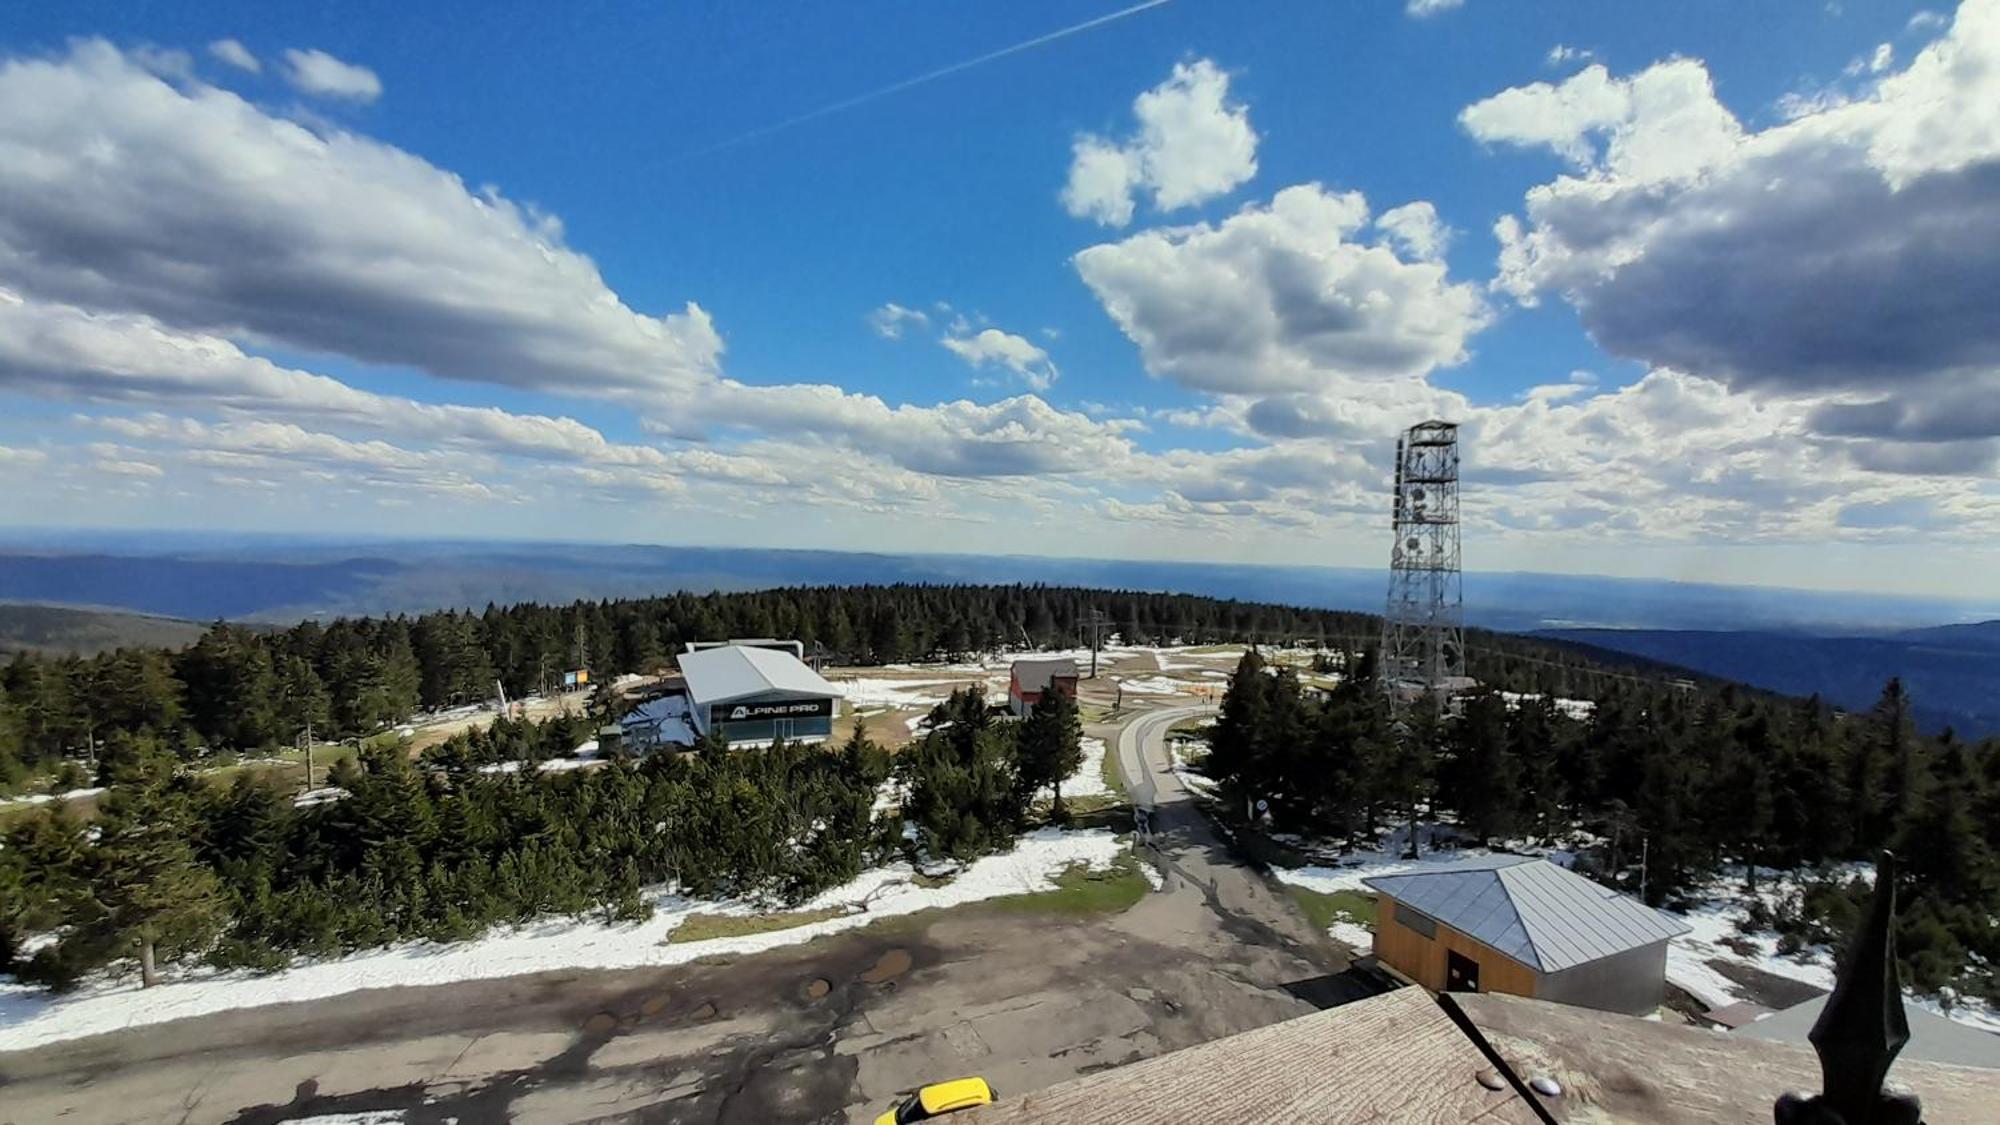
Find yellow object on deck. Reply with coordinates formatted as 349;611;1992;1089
874;1076;995;1124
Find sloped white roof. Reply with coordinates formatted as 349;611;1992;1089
680;645;839;705
1363;856;1691;973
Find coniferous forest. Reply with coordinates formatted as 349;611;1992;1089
1204;649;2000;1004
3;581;1984;1002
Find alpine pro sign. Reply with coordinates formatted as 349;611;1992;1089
710;698;834;725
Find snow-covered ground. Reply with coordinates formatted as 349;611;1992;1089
1664;875;1838;1012
1497;691;1596;721
473;757;596;775
0;827;1129;1051
1167;738;1218;799
1664;870;2000;1033
834;677;977;709
0;785;105;809
1068;737;1113;799
1117;676;1187;695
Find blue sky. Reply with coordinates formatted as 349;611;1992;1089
0;0;1996;597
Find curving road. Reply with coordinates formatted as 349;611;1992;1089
1113;704;1337;962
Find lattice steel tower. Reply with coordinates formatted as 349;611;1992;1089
1380;420;1463;704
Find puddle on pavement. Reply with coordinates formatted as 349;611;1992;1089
804;977;832;999
582;1011;618;1034
860;948;912;983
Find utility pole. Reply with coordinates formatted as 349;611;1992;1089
1086;609;1110;677
1640;835;1651;903
298;717;314;793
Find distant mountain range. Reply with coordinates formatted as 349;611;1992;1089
1;533;1994;733
0;533;1992;633
0;603;208;656
1541;624;2000;737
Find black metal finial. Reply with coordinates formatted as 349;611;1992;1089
1774;851;1924;1125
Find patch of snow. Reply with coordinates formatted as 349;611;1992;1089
571;739;599;758
0;828;1126;1050
1167;739;1219;799
833;677;968;709
1497;691;1596;721
477;757;600;775
285;1114;406;1125
0;786;106;809
292;787;350;808
1117;676;1186;695
1066;737;1113;799
1663;872;1839;1012
871;779;906;815
1909;991;2000;1036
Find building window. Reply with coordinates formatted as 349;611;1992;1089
1395;904;1437;939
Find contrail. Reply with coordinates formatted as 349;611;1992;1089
687;0;1173;156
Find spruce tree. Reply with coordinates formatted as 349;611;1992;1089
1016;688;1085;822
82;781;227;987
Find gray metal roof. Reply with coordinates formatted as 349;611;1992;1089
1011;657;1078;692
1362;856;1691;973
1735;994;2000;1070
679;645;839;705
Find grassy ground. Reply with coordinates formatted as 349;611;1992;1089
669;906;849;943
0;738;396;824
981;854;1152;917
1283;886;1378;936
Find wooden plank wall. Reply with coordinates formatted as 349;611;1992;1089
966;987;1538;1123
1375;899;1540;998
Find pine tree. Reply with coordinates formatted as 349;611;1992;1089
1208;650;1270;799
1441;690;1518;845
1403;695;1445;857
1016;688;1085;822
80;782;227;987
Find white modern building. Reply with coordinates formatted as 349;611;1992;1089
678;643;842;747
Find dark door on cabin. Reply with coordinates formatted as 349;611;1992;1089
1445;950;1480;993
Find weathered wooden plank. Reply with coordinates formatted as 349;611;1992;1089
1457;991;2000;1123
961;987;1536;1123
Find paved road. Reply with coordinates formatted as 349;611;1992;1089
0;704;1350;1125
1116;705;1338;962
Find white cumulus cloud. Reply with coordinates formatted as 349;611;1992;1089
281;47;381;102
941;327;1059;390
1472;0;2000;460
868;302;930;339
0;42;721;398
1062;59;1258;227
1074;183;1488;396
207;39;259;73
